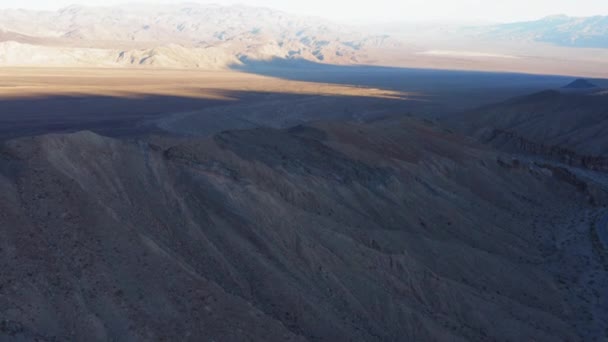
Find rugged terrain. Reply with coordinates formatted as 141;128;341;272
1;117;607;341
449;83;608;170
1;2;607;340
1;4;608;77
0;3;394;69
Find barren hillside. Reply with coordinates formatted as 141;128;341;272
1;118;606;341
450;84;608;170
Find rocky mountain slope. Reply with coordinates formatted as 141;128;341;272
0;4;396;68
449;84;608;170
0;41;242;69
1;117;605;341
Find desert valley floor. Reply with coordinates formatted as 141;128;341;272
0;66;578;140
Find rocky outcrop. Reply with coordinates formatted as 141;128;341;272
451;89;608;159
486;129;608;172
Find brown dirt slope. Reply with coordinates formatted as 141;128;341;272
0;118;600;341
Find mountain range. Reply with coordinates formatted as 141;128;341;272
465;15;608;48
1;5;608;70
0;4;396;68
1;3;608;341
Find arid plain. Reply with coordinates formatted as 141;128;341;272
0;67;416;139
0;65;574;140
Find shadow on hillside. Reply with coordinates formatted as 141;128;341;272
0;61;585;141
230;57;574;114
0;89;419;140
0;93;233;140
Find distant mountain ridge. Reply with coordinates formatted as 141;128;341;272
466;15;608;48
0;3;398;68
563;79;599;89
0;4;606;70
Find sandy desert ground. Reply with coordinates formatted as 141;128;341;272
0;68;417;139
0;68;413;100
368;41;608;79
0;66;575;140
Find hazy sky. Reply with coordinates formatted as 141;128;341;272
1;0;607;23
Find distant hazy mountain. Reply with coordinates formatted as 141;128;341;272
0;4;397;68
1;4;606;70
563;78;599;89
467;15;608;48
